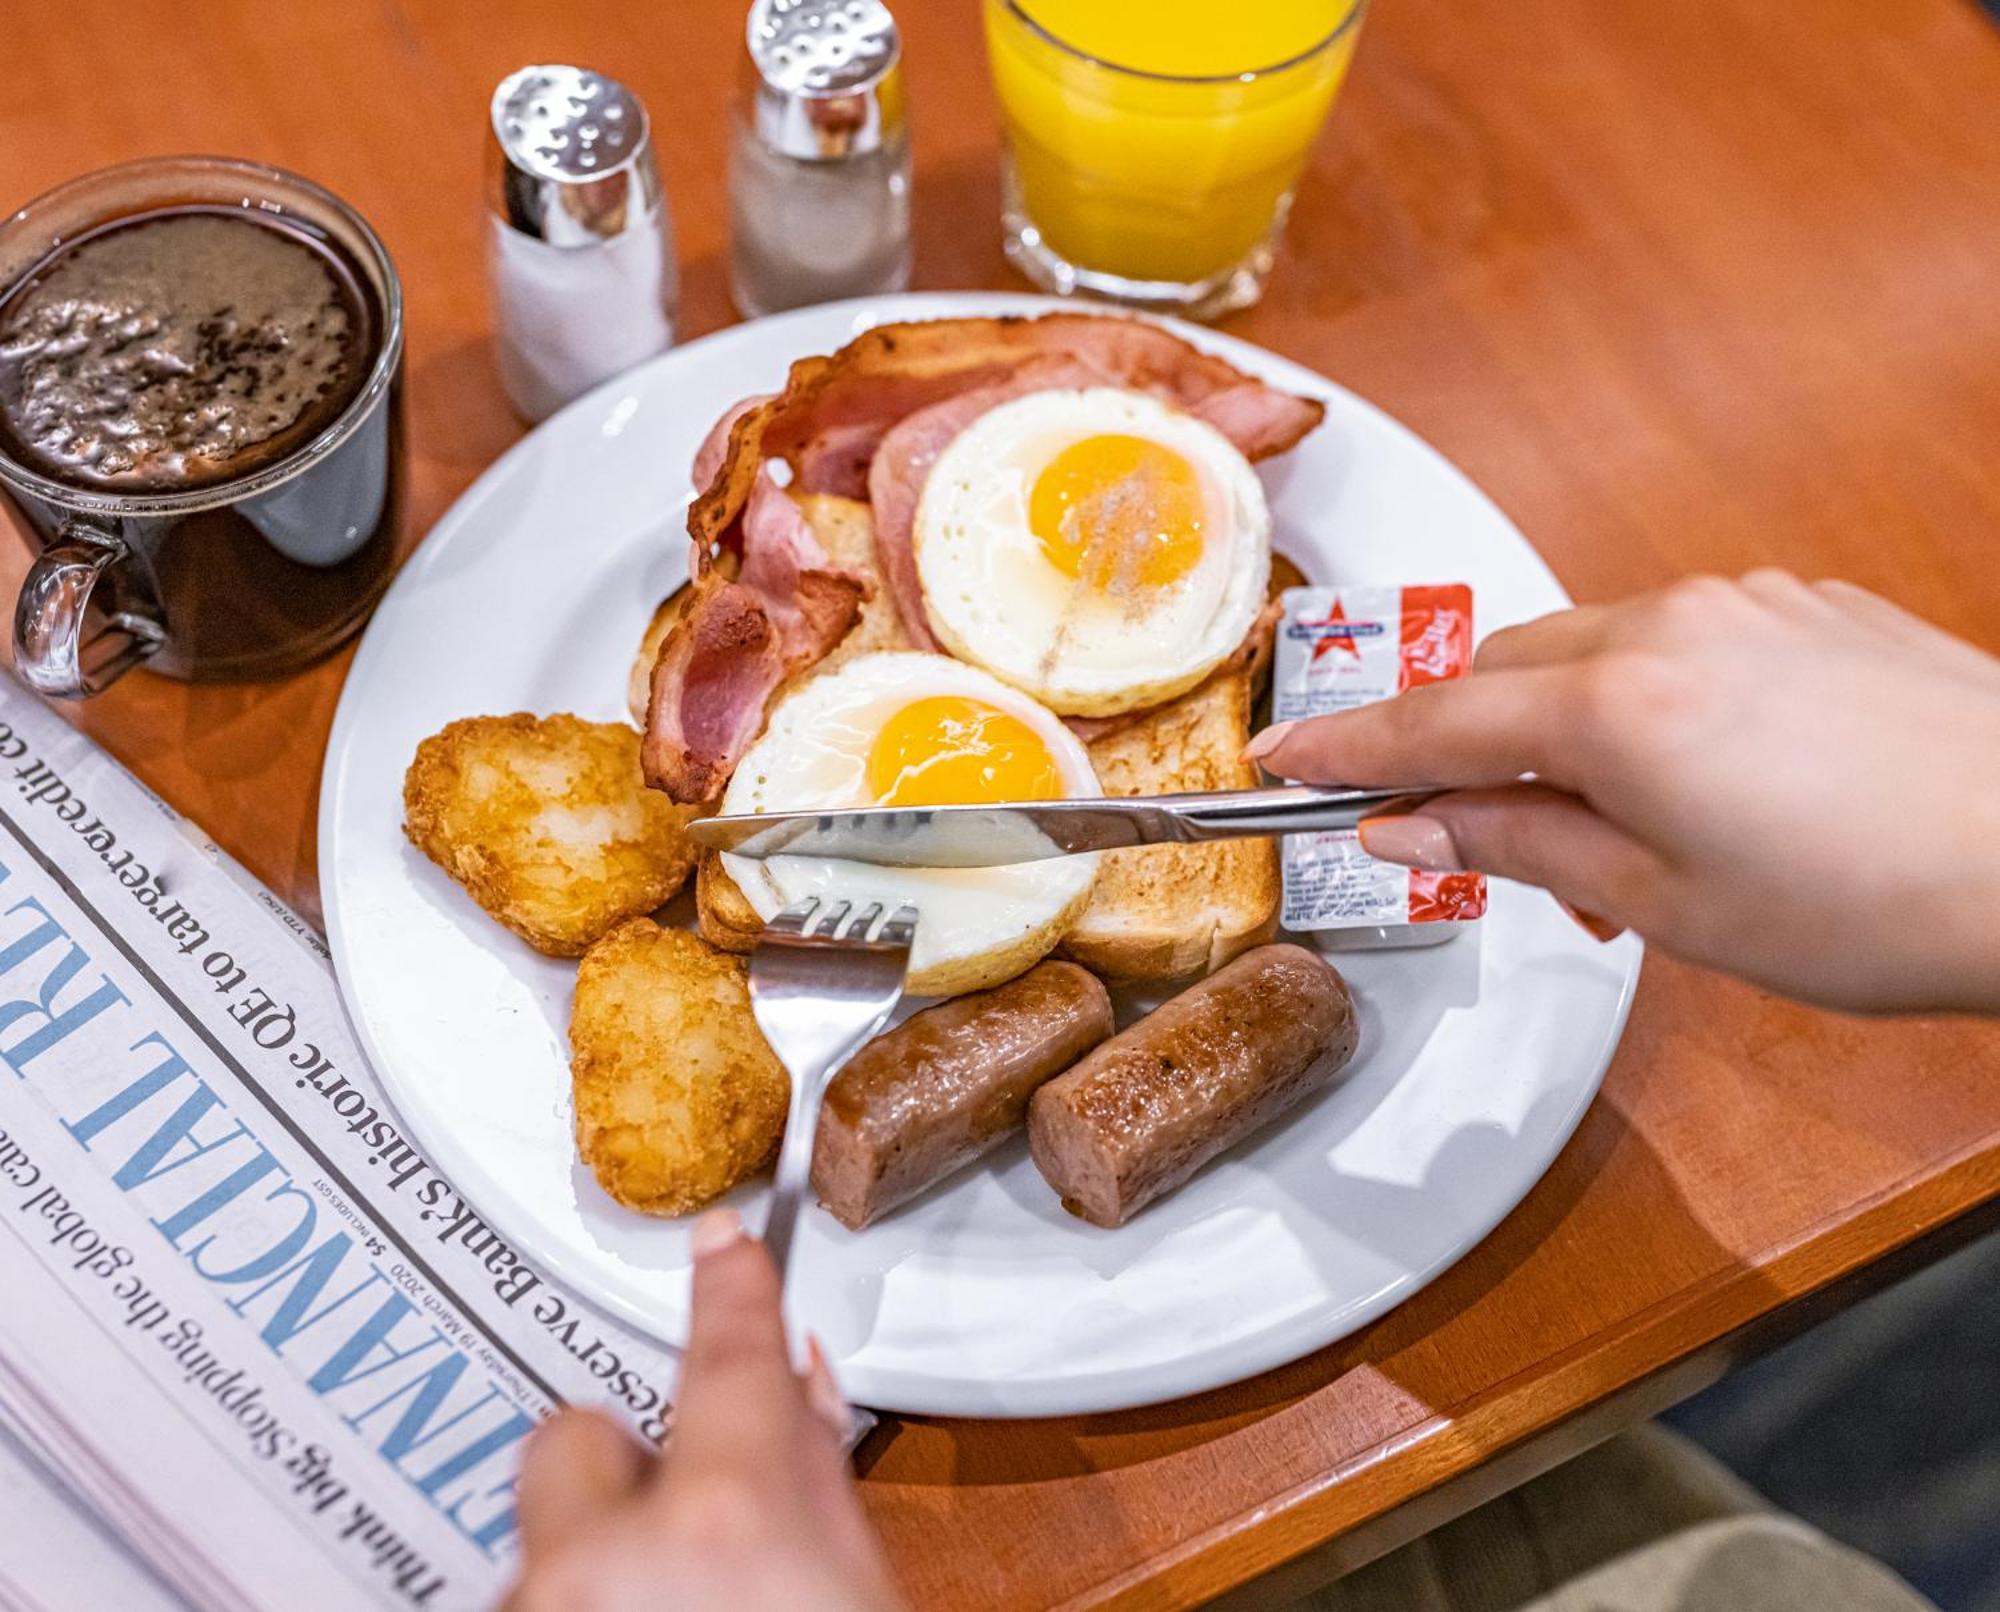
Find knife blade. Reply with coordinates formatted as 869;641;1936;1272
685;784;1439;869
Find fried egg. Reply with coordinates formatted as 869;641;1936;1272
720;653;1101;997
916;388;1272;717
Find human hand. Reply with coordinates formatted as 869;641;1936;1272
505;1210;905;1612
1247;572;2000;1013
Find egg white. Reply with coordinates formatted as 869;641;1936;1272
915;388;1272;717
720;653;1100;997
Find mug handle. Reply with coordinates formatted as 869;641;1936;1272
13;521;165;698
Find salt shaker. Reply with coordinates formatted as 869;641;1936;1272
487;65;678;422
730;0;912;318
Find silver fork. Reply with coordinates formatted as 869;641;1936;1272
748;897;918;1284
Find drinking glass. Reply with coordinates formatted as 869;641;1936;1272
984;0;1365;319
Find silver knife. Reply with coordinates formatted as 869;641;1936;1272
685;785;1440;869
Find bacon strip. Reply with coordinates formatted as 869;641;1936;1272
736;473;865;657
641;472;864;802
641;577;783;804
793;419;889;499
691;393;773;496
1189;383;1325;462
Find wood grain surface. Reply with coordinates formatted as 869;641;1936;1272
4;2;1999;1607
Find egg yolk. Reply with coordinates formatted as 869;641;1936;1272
866;696;1065;807
1029;434;1206;593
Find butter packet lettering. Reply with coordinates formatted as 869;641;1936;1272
1272;584;1486;947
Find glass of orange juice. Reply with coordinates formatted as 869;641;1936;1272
984;0;1365;319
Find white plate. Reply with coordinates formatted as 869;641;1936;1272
321;292;1640;1418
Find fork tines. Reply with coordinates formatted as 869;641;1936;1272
769;897;919;948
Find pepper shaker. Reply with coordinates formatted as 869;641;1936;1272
487;65;678;422
730;0;912;318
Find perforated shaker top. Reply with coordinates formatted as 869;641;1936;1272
745;0;905;159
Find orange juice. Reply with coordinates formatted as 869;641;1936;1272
985;0;1362;308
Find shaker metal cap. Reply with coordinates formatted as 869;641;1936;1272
747;0;905;161
490;65;663;246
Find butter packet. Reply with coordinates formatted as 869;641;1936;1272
1272;584;1486;947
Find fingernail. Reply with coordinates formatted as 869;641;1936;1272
1241;721;1295;764
1358;813;1462;872
803;1336;850;1434
1557;900;1626;943
690;1208;744;1259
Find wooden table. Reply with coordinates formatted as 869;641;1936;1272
6;1;2000;1606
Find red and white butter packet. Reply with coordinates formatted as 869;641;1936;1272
1271;584;1486;948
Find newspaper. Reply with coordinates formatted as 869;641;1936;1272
0;676;686;1610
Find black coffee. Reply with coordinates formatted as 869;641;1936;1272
0;206;374;494
0;204;402;681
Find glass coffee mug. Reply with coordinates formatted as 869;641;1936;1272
0;156;405;697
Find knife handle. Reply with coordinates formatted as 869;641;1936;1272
1166;785;1442;840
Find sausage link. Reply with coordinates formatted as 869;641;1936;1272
1028;944;1357;1227
812;961;1114;1229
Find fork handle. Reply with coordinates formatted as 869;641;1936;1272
760;1013;897;1285
761;1092;821;1283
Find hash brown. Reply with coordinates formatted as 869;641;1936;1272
569;918;789;1214
404;713;698;957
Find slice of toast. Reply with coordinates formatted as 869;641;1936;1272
1057;552;1301;981
696;846;771;953
1056;667;1278;980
